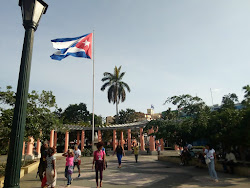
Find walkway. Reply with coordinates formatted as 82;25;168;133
20;155;250;188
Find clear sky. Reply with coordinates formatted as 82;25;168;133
1;0;250;117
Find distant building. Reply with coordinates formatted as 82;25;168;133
145;108;161;120
210;103;243;111
106;116;115;125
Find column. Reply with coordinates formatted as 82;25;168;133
81;130;85;152
22;142;25;155
128;129;132;151
49;129;54;147
149;128;155;151
120;131;124;148
140;128;145;151
64;131;69;153
26;137;34;159
98;130;102;142
113;130;116;151
160;139;164;151
54;131;57;150
36;139;41;155
77;131;80;145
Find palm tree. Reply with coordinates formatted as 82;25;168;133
101;66;131;123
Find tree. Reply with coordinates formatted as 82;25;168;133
145;94;210;147
90;113;103;126
0;86;61;153
242;85;250;107
62;103;90;124
101;66;131;123
117;108;145;124
162;108;178;120
221;93;238;109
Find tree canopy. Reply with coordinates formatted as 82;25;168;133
0;86;61;154
145;85;250;150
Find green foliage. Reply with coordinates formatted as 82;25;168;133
147;86;250;149
242;85;250;107
117;108;145;124
62;103;90;124
0;86;61;154
221;93;238;109
90;113;103;126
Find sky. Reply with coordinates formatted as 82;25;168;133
1;0;250;117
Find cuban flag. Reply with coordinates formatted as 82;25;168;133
50;33;92;60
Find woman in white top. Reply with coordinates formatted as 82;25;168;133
45;147;57;188
204;144;218;182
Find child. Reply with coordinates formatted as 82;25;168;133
92;142;106;188
63;149;74;187
45;147;56;188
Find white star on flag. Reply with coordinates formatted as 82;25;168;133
83;40;90;47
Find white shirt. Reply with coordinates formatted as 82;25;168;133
205;149;215;159
46;155;56;170
157;145;161;151
226;152;237;163
74;149;81;162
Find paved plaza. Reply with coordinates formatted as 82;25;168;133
18;155;250;188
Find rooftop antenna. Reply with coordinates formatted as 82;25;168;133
210;88;214;106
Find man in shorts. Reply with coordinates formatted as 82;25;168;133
73;144;81;178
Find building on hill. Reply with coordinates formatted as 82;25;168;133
106;116;115;125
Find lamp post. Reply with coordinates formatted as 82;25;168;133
4;1;48;188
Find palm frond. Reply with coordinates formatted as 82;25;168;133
101;77;111;82
120;82;131;92
118;72;125;80
103;72;113;77
108;85;115;103
101;82;110;91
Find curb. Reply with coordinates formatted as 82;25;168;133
0;160;39;188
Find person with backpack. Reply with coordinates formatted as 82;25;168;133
62;149;74;187
92;142;106;188
113;142;125;168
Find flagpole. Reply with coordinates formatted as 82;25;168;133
92;30;95;153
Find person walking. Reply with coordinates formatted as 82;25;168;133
113;142;125;168
62;149;74;187
73;144;81;178
92;142;106;188
204;144;219;182
45;147;57;188
38;141;49;181
157;143;161;156
133;143;139;163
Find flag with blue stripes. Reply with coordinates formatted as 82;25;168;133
50;33;92;61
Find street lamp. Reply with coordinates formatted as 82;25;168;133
4;1;48;188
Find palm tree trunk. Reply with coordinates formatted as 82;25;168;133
116;102;118;124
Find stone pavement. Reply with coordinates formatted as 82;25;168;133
19;155;250;188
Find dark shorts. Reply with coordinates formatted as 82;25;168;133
74;162;80;170
95;160;104;171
